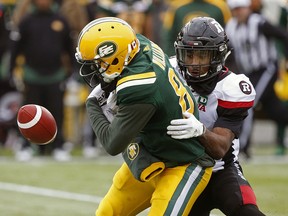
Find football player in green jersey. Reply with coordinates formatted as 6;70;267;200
75;17;214;216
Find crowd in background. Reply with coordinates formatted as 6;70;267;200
0;0;287;161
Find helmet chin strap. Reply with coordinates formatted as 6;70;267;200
103;77;113;83
102;73;120;83
200;72;208;77
186;66;208;78
224;50;231;61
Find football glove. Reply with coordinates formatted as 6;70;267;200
101;91;118;122
87;84;107;106
167;111;206;139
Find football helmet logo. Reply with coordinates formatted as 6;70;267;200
97;42;117;58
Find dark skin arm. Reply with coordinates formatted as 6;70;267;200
199;127;235;160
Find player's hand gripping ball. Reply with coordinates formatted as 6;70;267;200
17;104;57;145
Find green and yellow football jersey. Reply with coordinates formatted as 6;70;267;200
114;34;212;165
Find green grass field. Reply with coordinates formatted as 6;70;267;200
0;145;287;216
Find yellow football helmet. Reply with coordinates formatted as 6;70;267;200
75;17;140;87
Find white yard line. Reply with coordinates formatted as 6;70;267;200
0;181;221;215
0;181;102;203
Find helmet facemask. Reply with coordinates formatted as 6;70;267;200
76;47;119;88
78;61;105;88
175;43;227;83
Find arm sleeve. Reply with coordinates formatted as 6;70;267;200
214;107;248;138
86;97;156;155
213;73;255;138
259;20;288;58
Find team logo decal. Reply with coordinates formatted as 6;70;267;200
239;81;252;95
96;41;117;58
198;96;208;106
127;143;139;161
197;96;208;112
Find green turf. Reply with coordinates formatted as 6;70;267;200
242;163;288;216
0;190;96;216
0;157;121;195
0;145;287;216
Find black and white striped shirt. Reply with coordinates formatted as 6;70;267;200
225;13;278;75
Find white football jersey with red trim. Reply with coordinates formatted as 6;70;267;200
170;56;256;171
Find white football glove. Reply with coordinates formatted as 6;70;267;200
101;91;118;122
87;84;107;106
87;85;118;122
167;111;205;139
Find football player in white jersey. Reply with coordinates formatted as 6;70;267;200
167;17;266;216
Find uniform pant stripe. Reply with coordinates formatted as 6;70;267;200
165;164;205;215
240;185;257;205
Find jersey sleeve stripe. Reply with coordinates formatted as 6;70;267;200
218;99;254;108
116;78;156;93
117;72;156;86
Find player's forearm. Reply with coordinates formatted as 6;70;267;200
86;98;117;153
86;99;156;155
86;98;129;155
198;127;234;159
104;103;156;155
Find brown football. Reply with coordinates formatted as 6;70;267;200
17;104;57;145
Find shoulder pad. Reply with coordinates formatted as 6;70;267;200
217;73;256;102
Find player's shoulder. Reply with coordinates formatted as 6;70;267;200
116;72;157;105
116;71;157;93
216;71;255;102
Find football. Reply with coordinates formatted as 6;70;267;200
17;104;57;145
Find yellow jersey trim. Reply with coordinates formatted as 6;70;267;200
116;72;156;92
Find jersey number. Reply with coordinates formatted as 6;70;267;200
168;68;194;114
